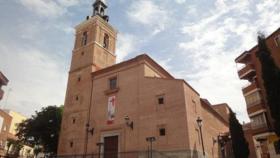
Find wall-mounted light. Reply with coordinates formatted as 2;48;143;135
88;128;94;135
213;137;217;144
196;117;203;127
86;123;94;135
124;116;133;130
217;133;231;158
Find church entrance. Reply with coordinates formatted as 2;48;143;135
104;135;118;158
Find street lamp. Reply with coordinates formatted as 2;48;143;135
146;137;156;158
196;117;205;156
96;142;104;158
218;133;231;158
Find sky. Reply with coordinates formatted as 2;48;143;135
0;0;279;122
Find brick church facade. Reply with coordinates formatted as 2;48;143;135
58;1;233;157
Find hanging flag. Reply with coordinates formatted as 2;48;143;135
107;96;116;124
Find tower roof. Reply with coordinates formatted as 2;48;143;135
99;0;106;4
93;0;107;8
92;0;109;21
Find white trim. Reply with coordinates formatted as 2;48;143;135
253;132;274;138
249;109;266;117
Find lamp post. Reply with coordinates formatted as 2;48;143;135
146;137;156;158
218;135;226;158
218;133;231;158
96;142;104;158
196;117;205;157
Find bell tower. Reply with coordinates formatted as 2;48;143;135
92;0;109;21
58;0;117;155
70;0;117;72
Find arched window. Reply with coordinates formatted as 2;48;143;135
81;31;88;46
103;33;109;49
94;7;99;15
100;7;105;16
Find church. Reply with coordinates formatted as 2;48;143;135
58;1;232;157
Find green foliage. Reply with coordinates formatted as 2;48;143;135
16;105;63;155
33;145;43;157
6;138;16;154
6;138;24;158
229;110;250;158
257;34;280;136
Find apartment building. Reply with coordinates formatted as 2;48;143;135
0;71;8;101
0;109;12;157
235;28;280;158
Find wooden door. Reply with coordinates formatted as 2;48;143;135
104;136;118;158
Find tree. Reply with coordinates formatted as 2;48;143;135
256;33;280;137
33;146;43;158
6;138;16;155
229;110;250;158
6;138;24;158
16;105;63;155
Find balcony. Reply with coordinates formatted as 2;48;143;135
251;122;268;130
251;123;269;135
0;89;3;100
235;51;251;64
238;64;256;80
250;113;270;135
247;99;263;108
242;82;259;94
247;102;266;115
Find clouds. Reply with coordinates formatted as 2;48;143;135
19;0;65;17
0;0;74;116
175;0;280;121
19;0;86;17
1;0;280;122
116;33;138;63
127;0;170;35
175;0;186;4
0;43;67;116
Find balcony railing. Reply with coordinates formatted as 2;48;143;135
247;99;263;108
251;122;268;130
238;64;256;80
242;82;258;94
250;112;270;134
235;51;250;64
